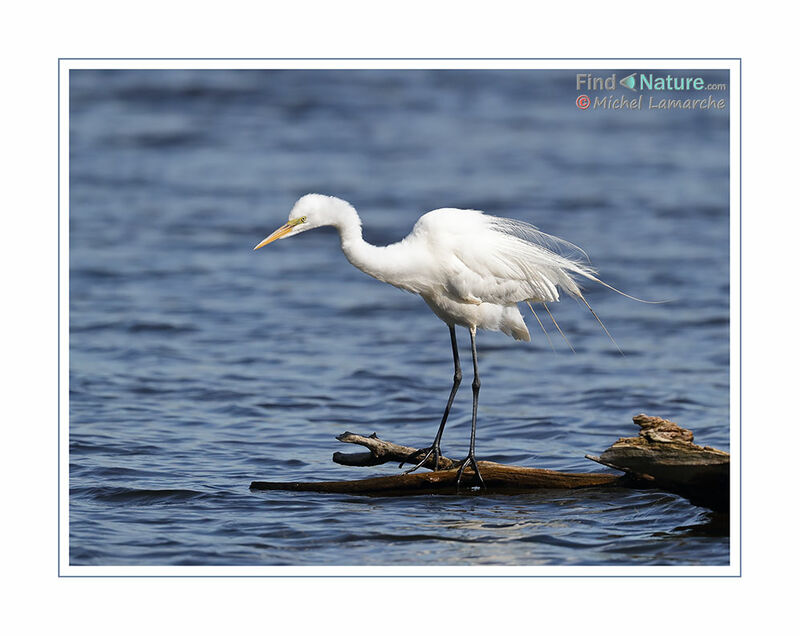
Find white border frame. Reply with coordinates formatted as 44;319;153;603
59;58;741;577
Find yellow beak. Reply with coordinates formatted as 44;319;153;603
253;223;294;250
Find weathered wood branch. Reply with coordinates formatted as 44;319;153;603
253;430;623;495
250;414;730;511
331;431;460;469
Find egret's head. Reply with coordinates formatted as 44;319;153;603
253;193;349;250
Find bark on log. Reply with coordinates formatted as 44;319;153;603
251;463;622;495
250;414;729;511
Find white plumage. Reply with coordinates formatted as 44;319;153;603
397;207;601;341
254;193;623;488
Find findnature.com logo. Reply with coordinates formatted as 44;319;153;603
575;72;728;110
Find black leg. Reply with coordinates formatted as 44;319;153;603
403;325;462;473
456;326;485;489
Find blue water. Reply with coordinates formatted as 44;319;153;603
69;69;730;567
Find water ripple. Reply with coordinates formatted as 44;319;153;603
69;69;731;567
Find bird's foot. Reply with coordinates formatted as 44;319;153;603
401;445;441;474
455;454;485;490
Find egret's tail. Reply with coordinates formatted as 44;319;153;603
579;295;625;356
525;301;556;352
576;271;671;355
541;302;575;353
581;272;669;304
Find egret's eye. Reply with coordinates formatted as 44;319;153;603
300;216;307;223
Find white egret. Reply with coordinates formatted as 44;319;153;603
255;193;643;488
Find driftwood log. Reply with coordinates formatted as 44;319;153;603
251;414;729;511
586;414;730;511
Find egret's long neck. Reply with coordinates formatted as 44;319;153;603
329;202;400;284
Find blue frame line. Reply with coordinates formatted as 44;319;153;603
58;58;742;578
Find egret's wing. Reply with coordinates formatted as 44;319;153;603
437;212;599;305
489;217;592;269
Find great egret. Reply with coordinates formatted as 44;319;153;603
255;193;638;488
